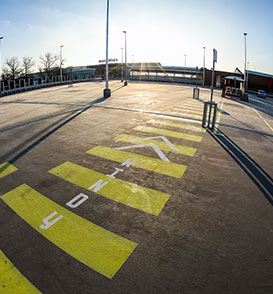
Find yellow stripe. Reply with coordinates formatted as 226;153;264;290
147;119;205;132
1;184;137;279
114;134;196;156
0;249;41;293
169;112;202;119
133;126;203;142
158;116;202;125
0;162;18;179
87;145;187;178
173;108;203;114
49;162;170;216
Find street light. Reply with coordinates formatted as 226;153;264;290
0;37;4;80
121;47;123;82
123;30;127;86
184;54;187;67
203;46;206;87
243;32;247;95
60;45;64;82
103;0;111;98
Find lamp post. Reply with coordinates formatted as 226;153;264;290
0;37;3;80
103;0;111;98
60;45;64;82
203;46;206;87
243;32;247;95
123;30;127;86
184;54;187;67
121;47;123;82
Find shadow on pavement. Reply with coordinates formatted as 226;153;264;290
208;127;273;206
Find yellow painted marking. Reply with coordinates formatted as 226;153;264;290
49;162;170;216
0;249;41;293
173;107;203;114
215;101;224;128
114;134;196;156
87;145;187;178
1;184;137;279
133;126;203;142
147;119;205;132
253;108;273;133
158;116;202;125
169;112;202;119
0;162;18;179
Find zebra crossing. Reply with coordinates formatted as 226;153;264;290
0;105;205;288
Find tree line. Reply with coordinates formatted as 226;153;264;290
1;52;64;80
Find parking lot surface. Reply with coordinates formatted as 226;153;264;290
1;81;273;293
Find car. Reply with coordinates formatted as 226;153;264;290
257;89;267;98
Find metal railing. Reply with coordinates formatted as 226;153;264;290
0;75;95;97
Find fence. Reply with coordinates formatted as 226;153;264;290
0;74;95;97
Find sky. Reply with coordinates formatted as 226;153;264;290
0;0;273;74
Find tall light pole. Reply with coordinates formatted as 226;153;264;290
0;37;4;80
243;32;247;95
123;30;127;86
60;45;64;82
184;54;187;67
121;47;123;82
103;0;111;98
203;46;206;87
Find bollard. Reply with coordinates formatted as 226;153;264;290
202;101;218;130
193;87;200;99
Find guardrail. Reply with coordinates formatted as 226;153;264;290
0;76;95;97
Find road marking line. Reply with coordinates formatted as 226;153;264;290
173;108;203;114
253;108;273;133
87;145;187;178
49;162;170;216
0;249;41;293
0;162;18;179
215;101;224;128
114;134;196;156
128;135;178;151
115;143;170;162
133;126;203;142
0;184;137;279
147;119;205;133
157;116;202;125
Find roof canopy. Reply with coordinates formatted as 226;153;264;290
225;76;244;82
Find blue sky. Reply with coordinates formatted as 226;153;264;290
0;0;273;74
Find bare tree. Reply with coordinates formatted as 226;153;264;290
4;57;22;79
40;52;59;76
22;56;35;77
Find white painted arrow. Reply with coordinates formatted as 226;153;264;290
115;143;170;162
128;135;179;151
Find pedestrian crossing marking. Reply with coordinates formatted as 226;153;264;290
133;126;203;142
86;145;187;178
147;120;205;133
49;162;170;216
0;162;18;179
114;134;196;156
1;184;137;279
0;249;41;293
173;108;203;114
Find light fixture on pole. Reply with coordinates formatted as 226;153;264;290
203;46;206;87
103;0;111;98
121;47;123;82
60;45;64;82
184;54;187;67
243;32;247;96
123;30;127;86
0;37;4;81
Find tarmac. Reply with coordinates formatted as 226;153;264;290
0;80;273;294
